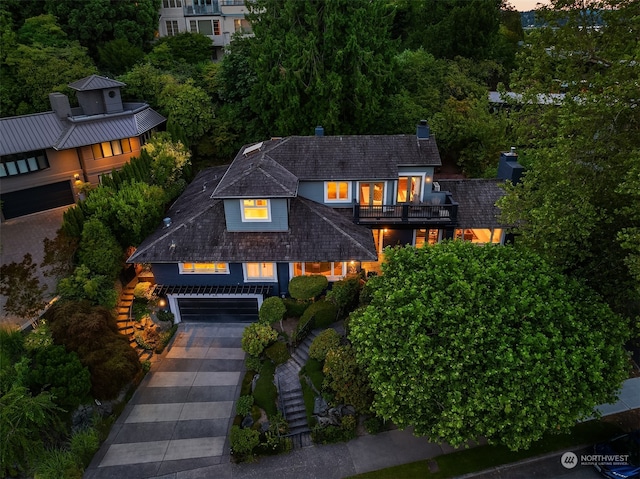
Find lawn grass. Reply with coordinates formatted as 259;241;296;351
253;360;278;418
346;419;623;479
300;358;326;428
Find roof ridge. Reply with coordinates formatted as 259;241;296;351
259;155;298;196
300;199;377;261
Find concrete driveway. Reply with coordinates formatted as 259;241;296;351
84;323;246;479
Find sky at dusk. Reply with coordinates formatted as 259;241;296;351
509;0;551;11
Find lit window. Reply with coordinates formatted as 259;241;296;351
293;262;345;279
359;182;384;206
180;262;229;274
397;176;422;203
325;181;351;203
454;229;502;244
91;139;133;159
244;263;276;281
241;199;270;221
415;229;440;247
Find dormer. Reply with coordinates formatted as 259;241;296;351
68;75;126;116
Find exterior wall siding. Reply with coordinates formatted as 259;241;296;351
224;198;288;231
0;148;82;195
79;136;142;184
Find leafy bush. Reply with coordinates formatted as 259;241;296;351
24;321;53;351
326;276;361;318
311;421;356;444
133;282;152;299
77;219;122;280
245;355;262;373
364;416;385;435
236;395;254;417
241;323;278;357
70;427;100;467
295;300;338;342
156;310;174;323
132;299;149;322
309;329;341;361
155;324;178;354
56;265;118;309
230;425;260;459
0;327;25;363
288;275;328;301
323;345;373;413
259;296;286;325
264;341;290;365
283;298;311;318
27;345;91;410
33;449;82;479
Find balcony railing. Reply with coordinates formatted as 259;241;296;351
353;201;458;225
184;3;221;15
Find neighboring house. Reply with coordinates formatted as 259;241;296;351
158;0;251;59
0;75;166;220
128;123;521;323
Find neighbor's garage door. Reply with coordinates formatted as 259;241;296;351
1;181;74;219
177;298;259;323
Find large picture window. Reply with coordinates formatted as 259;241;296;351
244;263;276;282
189;19;220;35
241;199;270;221
179;262;229;274
325;181;351;203
0;150;49;177
359;182;384;206
454;228;503;244
92;139;132;159
293;262;345;280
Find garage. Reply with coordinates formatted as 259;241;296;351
1;180;74;219
177;298;259;323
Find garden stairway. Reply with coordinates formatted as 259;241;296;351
274;329;324;448
116;280;153;362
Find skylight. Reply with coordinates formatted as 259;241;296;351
243;141;263;156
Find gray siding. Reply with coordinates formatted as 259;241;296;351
224;198;289;232
298;180;356;206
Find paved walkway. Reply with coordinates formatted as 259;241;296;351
85;321;640;479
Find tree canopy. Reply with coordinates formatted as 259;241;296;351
349;242;629;451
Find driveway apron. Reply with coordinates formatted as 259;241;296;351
85;323;246;479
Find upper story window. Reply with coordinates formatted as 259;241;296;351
162;0;182;7
166;20;179;36
359;182;384;206
244;262;277;282
180;262;229;274
221;0;244;5
0;150;49;177
325;181;351;203
92;139;132;159
241;199;271;222
189;19;220;36
234;18;252;33
397;176;422;203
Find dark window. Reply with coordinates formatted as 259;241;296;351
0;150;49;177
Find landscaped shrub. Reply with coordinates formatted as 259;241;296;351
33;449;83;479
245;355;262;373
326;276;361;319
230;425;260;460
156;310;174;323
70;427;100;468
56;265;118;309
27;345;92;410
236;395;254;417
77;219;122;280
295;300;338;342
253;360;277;418
241;323;278;357
155;324;178;354
323;345;373;413
133;282;152;299
264;341;290;365
311;419;356;445
283;298;311;318
288;275;328;301
364;415;385;435
309;329;341;361
259;296;286;326
132;299;149;322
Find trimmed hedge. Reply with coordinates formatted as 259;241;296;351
295;300;338;342
288;275;328;301
265;341;290;365
283;298;311;318
309;329;341;361
259;296;286;325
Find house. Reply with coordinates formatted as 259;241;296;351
158;0;251;60
128;123;517;323
0;75;166;220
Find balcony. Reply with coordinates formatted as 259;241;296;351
184;2;221;15
353;198;458;225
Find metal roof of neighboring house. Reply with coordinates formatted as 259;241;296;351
129;166;378;264
68;74;126;91
0;103;165;156
437;179;507;229
488;91;566;106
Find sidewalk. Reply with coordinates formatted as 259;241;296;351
146;377;640;479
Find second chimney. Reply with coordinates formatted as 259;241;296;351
49;93;71;120
417;120;430;140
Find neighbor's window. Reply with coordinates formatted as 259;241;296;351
234;18;252;33
162;0;182;7
180;262;229;274
0;150;49;177
244;262;276;281
189;19;220;35
397;176;422;203
293;262;345;279
325;181;351;202
92;139;132;159
454;228;503;244
166;20;179;36
241;199;270;221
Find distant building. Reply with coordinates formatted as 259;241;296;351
158;0;251;60
0;75;165;220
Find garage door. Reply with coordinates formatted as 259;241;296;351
177;298;259;323
1;181;74;219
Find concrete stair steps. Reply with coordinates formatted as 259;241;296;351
285;410;307;423
284;400;306;413
290;432;312;448
287;417;309;431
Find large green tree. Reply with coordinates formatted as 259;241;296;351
499;0;640;314
246;0;398;136
349;242;629;451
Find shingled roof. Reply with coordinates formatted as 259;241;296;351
129;166;377;264
437;179;506;228
211;155;298;198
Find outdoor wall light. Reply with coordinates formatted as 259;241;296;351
74;173;80;181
